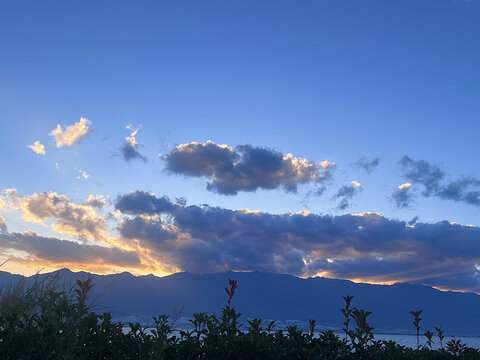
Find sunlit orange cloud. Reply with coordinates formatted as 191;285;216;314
5;189;108;242
308;271;406;286
50;117;92;148
308;262;480;294
431;285;477;294
0;255;171;278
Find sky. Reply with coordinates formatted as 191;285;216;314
1;0;480;293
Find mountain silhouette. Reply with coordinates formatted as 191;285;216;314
1;269;478;336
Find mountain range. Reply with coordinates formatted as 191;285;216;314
1;269;479;336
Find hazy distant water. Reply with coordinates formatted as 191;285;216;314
119;315;480;350
335;332;480;350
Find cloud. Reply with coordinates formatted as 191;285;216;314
115;191;175;215
0;195;6;210
84;195;105;209
119;216;175;245
50;117;92;148
164;141;335;195
0;215;7;234
28;141;46;155
115;191;480;292
353;156;380;174
75;168;90;180
5;189;107;242
400;156;480;207
120;125;146;162
333;181;362;210
0;225;141;268
392;182;414;208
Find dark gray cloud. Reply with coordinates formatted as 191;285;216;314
115;191;175;215
164;141;335;195
392;183;414;208
400;156;444;196
115;191;480;292
333;181;362;210
0;224;141;267
121;126;146;162
399;156;480;207
120;216;175;245
353;156;380;174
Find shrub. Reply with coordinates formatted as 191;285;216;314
1;275;479;359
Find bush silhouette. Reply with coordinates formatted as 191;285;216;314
0;275;479;359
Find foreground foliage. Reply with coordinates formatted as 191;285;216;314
0;275;479;359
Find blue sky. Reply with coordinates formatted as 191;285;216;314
1;0;480;292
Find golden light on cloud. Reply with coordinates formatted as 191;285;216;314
28;141;46;155
5;189;107;242
125;125;140;148
351;180;361;188
318;160;333;169
0;256;149;278
50;117;92;148
347;277;397;286
398;182;412;190
76;169;90;180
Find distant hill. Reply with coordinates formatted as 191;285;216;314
1;269;479;336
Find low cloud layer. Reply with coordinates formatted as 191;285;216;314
399;156;480;207
0;218;141;269
50;117;92;148
115;191;480;292
164;141;335;195
121;125;146;162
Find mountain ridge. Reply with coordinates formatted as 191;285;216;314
0;268;478;336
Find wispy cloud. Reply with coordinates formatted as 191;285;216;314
399;156;480;207
28;141;46;155
164;140;335;195
120;125;146;162
353;156;380;174
333;181;362;210
49;117;92;148
75;168;90;180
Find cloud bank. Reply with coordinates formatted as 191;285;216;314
0;218;141;271
50;117;92;148
115;191;480;292
164;141;335;195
